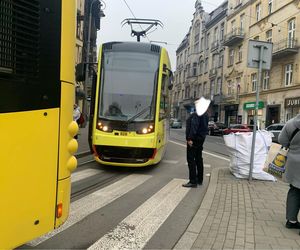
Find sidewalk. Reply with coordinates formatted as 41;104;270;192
175;167;300;250
74;125;300;249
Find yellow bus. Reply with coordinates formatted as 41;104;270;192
88;41;173;167
0;1;77;248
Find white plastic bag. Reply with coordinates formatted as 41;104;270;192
224;130;276;181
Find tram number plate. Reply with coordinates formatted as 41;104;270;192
120;132;128;136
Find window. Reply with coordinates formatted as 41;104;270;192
200;37;204;51
256;4;261;22
220;23;225;41
229;49;234;66
213;27;218;43
231;20;236;32
263;71;270;90
219;52;224;67
216;78;221;95
240;14;245;31
251;73;257;91
266;30;272;42
238;45;242;62
194;21;200;42
185;86;190;98
159;74;170;120
206;33;210;50
285;64;293;86
76;10;82;39
288;19;296;47
194;42;199;53
210;80;215;97
193;62;197;76
204;58;208;73
199;60;204;74
212;54;218;68
236;77;241;94
268;0;273;14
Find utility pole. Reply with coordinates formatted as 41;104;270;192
247;40;272;181
83;0;104;122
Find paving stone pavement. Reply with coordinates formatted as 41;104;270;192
175;167;300;250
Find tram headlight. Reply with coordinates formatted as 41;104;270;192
137;124;154;134
97;121;113;132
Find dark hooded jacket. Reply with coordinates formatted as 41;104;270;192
186;112;209;141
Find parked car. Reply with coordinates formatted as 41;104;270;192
208;121;226;136
170;119;182;128
266;123;285;143
223;124;254;135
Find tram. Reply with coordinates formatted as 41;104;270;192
0;1;77;248
89;41;173;167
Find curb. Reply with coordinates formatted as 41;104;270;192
174;167;226;249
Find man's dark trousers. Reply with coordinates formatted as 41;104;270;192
186;136;205;184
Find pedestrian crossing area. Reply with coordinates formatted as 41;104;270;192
26;164;209;249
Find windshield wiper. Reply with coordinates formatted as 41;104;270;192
127;105;151;123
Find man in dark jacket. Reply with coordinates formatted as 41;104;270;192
183;108;209;188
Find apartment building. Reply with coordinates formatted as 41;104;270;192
76;0;85;103
222;0;252;126
222;0;300;128
172;1;228;122
173;0;300;126
245;0;300;127
201;1;228;122
172;0;207;122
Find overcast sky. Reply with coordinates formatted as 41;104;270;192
97;0;225;70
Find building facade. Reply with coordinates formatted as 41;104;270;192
76;0;85;104
173;0;300;128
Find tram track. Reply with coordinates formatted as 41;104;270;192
169;134;230;158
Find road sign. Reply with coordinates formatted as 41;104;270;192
247;40;273;70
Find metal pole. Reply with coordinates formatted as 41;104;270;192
249;45;264;181
83;0;97;119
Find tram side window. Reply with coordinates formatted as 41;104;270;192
159;74;169;120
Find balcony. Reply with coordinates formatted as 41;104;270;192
223;28;244;47
272;38;298;59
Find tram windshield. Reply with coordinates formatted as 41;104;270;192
99;51;159;122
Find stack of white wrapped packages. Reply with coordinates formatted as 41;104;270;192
223;130;276;181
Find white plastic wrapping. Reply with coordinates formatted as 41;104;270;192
223;130;276;181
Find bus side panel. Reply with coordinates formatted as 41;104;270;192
60;0;76;84
55;82;77;227
0;110;59;249
55;0;77;226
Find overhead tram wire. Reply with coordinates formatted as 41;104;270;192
121;0;150;42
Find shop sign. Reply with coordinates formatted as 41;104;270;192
285;97;300;108
243;101;264;110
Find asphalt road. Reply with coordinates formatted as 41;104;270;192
21;128;230;250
